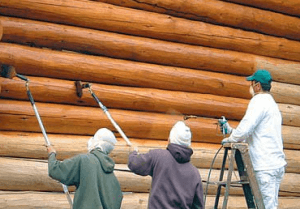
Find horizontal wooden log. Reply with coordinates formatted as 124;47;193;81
0;0;300;53
1;131;300;173
1;192;300;209
0;99;232;143
1;76;300;125
0;44;299;91
91;0;300;41
1;75;300;113
1;16;300;65
1;81;299;126
221;0;300;17
1;99;300;142
0;76;250;120
0;158;299;196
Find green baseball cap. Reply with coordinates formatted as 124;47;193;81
246;69;272;84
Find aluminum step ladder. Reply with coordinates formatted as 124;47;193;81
214;143;265;209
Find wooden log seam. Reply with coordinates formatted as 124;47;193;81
1;16;300;64
0;42;299;87
89;0;300;41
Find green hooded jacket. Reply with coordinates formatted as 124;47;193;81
48;149;123;209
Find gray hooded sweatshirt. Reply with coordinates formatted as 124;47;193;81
128;143;204;209
48;149;123;209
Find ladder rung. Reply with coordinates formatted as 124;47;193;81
207;180;249;186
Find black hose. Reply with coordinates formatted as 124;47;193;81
203;145;223;208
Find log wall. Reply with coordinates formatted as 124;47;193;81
0;0;300;208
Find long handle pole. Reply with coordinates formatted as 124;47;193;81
88;87;132;147
25;82;73;209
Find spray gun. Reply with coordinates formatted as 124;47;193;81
217;116;228;137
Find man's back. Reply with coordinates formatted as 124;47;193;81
48;149;123;209
128;143;204;209
246;94;286;171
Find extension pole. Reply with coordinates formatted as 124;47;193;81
25;81;73;209
87;85;132;147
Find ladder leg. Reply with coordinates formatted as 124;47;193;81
222;148;236;209
235;150;256;208
214;148;228;209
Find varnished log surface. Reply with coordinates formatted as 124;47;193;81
221;0;300;17
90;0;300;41
0;99;231;143
0;43;300;87
0;76;250;120
1;75;299;109
1;99;300;141
1;16;300;63
0;131;299;173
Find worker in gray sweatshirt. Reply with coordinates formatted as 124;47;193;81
47;128;123;209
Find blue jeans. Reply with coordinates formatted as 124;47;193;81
255;167;285;209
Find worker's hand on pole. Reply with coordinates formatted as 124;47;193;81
129;145;139;153
47;145;56;155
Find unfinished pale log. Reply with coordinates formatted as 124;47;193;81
0;1;300;54
1;44;300;90
1;131;299;173
278;104;300;127
92;0;300;42
0;158;299;196
1;192;300;209
0;76;250;120
222;0;300;17
2;16;300;64
272;82;300;106
0;191;75;209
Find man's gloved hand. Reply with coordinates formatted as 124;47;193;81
220;121;233;135
221;137;237;145
47;145;56;155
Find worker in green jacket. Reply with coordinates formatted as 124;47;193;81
47;128;123;209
